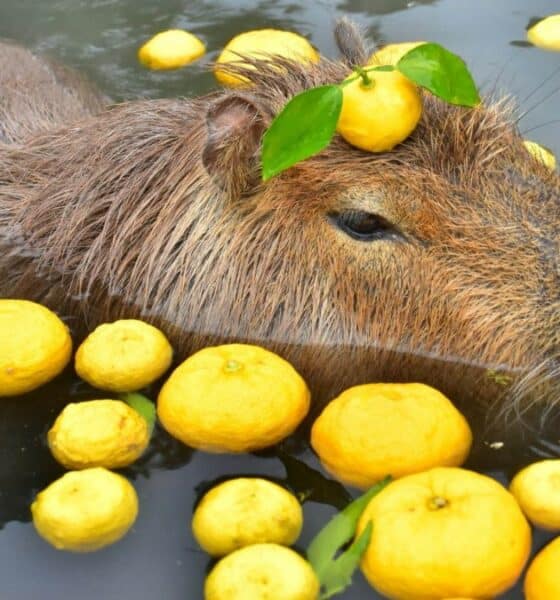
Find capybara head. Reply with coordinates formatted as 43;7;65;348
0;40;107;144
0;21;558;434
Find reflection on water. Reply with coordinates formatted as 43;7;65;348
0;0;559;598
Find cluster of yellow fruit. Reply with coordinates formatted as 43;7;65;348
193;478;319;600
4;300;175;552
4;299;560;598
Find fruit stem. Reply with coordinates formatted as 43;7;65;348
428;496;449;510
354;66;374;87
224;359;243;373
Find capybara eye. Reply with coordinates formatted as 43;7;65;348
329;210;402;242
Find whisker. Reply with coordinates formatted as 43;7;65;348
516;84;560;124
520;119;560;135
520;63;560;105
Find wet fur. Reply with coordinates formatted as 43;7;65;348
0;22;558;433
0;40;107;143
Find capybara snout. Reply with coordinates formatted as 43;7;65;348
0;21;558;430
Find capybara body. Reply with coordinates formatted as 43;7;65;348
0;22;558;431
0;40;107;144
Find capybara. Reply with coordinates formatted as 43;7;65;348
0;40;108;144
0;21;558;434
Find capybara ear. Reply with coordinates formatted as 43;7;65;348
202;94;266;196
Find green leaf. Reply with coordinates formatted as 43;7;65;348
261;85;342;181
319;522;373;599
307;477;391;583
121;392;156;434
397;42;480;107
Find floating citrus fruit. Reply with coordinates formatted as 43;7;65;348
204;543;319;600
527;15;560;51
0;299;72;396
138;29;205;70
214;29;319;87
368;41;426;65
510;459;560;530
356;467;531;599
337;70;422;152
311;382;472;489
48;399;150;469
192;478;303;556
524;536;560;600
523;140;556;171
31;467;138;552
75;319;173;392
157;344;310;453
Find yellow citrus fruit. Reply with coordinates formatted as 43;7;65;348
311;383;472;489
356;467;532;600
192;478;303;556
31;467;138;552
524;536;560;600
214;29;319;87
527;14;560;51
523;140;556;171
138;29;205;70
510;459;560;530
337;70;422;152
48;399;150;469
75;319;173;392
204;543;319;600
157;344;310;453
368;41;426;65
0;299;72;396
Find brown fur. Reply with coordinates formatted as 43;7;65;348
0;40;108;143
0;23;558;433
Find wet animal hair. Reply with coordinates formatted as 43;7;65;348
0;40;108;144
0;20;558;438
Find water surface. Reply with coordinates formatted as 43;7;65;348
1;1;559;598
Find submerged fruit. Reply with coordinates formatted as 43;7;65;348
157;344;310;452
523;140;556;171
337;70;422;152
204;543;319;600
214;29;319;87
0;299;72;396
48;399;150;469
527;14;560;51
368;41;426;65
31;467;138;552
356;467;531;600
75;319;173;392
524;536;560;600
138;29;206;70
192;478;303;556
510;459;560;530
311;382;472;488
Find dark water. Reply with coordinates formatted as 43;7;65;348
0;0;559;598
